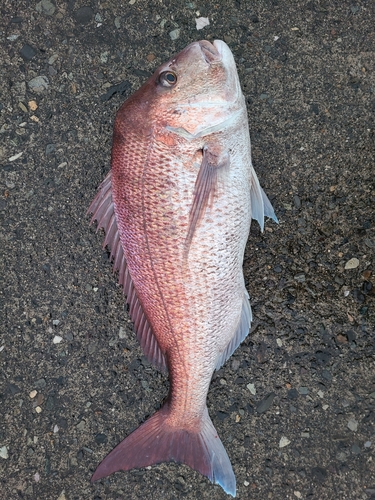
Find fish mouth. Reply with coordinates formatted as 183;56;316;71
199;40;222;64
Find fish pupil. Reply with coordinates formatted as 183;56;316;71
159;71;177;86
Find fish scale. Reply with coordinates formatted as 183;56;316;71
88;39;277;497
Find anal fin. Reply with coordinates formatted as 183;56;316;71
215;291;252;370
88;172;167;372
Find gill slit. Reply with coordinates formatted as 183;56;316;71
140;129;189;401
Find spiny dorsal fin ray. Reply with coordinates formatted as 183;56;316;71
88;172;167;372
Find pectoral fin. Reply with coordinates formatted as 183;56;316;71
250;168;278;231
185;146;229;254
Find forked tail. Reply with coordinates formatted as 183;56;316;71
91;403;236;497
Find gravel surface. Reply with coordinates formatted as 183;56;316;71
1;1;374;499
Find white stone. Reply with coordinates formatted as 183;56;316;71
195;17;210;30
247;383;256;395
279;436;291;448
345;257;359;269
347;418;358;431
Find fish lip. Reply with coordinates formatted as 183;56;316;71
198;40;221;64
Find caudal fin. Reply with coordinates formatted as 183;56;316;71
91;403;236;497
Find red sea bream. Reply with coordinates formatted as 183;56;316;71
88;39;277;497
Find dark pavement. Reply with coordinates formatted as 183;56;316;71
1;1;374;499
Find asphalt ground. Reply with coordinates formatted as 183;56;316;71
1;1;374;499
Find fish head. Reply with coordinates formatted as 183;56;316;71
138;40;244;138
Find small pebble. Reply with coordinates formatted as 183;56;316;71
35;406;42;413
18;102;27;113
36;0;56;16
76;420;86;431
95;433;108;444
347;418;358;431
100;51;109;63
48;54;58;65
20;44;36;61
294;492;302;499
57;492;67;500
53;425;59;433
195;17;209;30
247;383;256;395
231;359;240;371
88;343;96;354
169;28;181;40
351;443;361;454
28;75;49;92
298;387;309;395
45;144;55;155
364;441;371;448
29;390;37;398
34;472;40;482
28;100;38;111
119;327;127;339
256;392;275;413
75;6;94;24
276;338;283;347
345;258;359;270
220;378;227;385
35;378;46;389
9;152;23;162
244;480;249;486
53;335;63;344
279;436;291;448
0;446;8;459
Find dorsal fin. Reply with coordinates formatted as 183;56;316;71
88;172;167;372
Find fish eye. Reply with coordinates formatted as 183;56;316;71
159;71;177;87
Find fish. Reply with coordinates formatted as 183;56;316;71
88;39;277;497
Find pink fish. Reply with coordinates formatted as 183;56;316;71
88;40;277;496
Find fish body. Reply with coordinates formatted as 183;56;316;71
89;40;277;497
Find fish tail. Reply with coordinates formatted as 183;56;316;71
91;403;236;497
